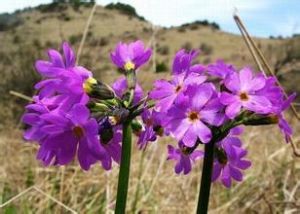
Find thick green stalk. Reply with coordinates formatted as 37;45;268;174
196;141;215;214
115;121;132;213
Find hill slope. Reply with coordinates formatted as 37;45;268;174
0;3;299;123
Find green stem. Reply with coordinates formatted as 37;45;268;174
196;141;215;214
115;121;132;213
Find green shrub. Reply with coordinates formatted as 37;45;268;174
0;13;23;31
105;3;145;21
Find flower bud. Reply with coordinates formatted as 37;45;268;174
83;77;115;100
153;125;164;137
131;120;143;135
109;108;130;125
243;114;279;126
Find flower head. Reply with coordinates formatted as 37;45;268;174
172;49;205;75
31;104;103;170
150;72;207;112
207;59;235;79
137;109;163;149
110;40;152;71
220;67;272;119
212;128;251;187
165;84;224;147
167;142;203;175
277;93;296;143
97;118;122;170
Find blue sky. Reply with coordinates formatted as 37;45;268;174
1;0;299;38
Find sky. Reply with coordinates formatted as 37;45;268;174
0;0;299;38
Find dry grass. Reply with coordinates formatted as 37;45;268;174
0;116;299;213
1;3;300;213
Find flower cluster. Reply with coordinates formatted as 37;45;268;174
23;40;295;189
150;50;296;187
22;41;156;171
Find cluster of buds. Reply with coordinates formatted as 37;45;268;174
22;40;295;188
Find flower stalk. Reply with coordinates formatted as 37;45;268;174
115;121;132;213
197;140;215;214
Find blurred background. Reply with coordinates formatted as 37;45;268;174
0;0;299;213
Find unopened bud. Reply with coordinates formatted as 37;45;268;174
153;125;164;137
215;147;228;165
83;77;115;100
108;108;130;125
243;114;279;126
131;120;143;135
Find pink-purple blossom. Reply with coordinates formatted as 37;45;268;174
212;127;251;187
220;67;272;119
167;142;204;175
27;104;103;170
165;84;224;147
110;40;152;71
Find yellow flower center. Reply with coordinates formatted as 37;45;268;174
124;61;135;71
83;77;97;93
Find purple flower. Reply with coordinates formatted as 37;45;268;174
212;130;251;188
150;72;207;112
277;93;296;143
137;109;163;149
207;60;235;79
220;67;272;119
165;84;224;147
35;42;76;77
98;121;122;170
172;49;205;75
167;142;203;175
110;40;152;71
254;76;295;143
33;104;103;170
112;76;143;104
256;76;284;113
34;42;92;107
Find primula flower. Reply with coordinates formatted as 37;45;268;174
207;60;235;79
35;42;76;77
150;72;207;112
36;104;103;170
34;42;92;107
277;93;296;143
212;129;251;187
220;67;272;119
172;49;205;75
22;95;72;141
98;118;122;170
110;40;152;71
137;109;163;149
150;49;207;112
112;76;143;104
167;142;203;175
166;84;224;147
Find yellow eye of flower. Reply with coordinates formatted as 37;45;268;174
83;77;97;93
124;61;135;71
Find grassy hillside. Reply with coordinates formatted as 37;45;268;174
1;3;300;125
0;3;300;213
